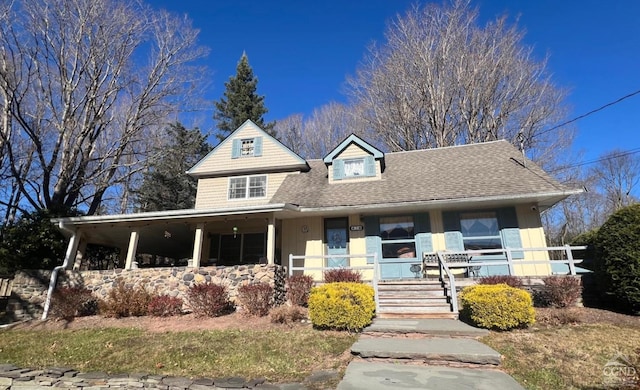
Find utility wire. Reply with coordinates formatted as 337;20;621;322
538;88;640;137
551;147;640;173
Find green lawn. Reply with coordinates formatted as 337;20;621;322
483;323;640;390
0;327;357;384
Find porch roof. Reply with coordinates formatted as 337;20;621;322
270;140;581;212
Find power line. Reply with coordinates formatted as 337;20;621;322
551;147;640;173
538;88;640;137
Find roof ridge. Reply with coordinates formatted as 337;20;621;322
389;139;510;155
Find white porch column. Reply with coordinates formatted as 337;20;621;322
72;239;88;270
192;223;205;268
125;230;139;270
266;215;276;265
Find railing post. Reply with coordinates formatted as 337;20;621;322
565;245;576;275
506;249;515;275
372;253;380;314
288;253;293;276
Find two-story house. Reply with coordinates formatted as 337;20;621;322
53;120;580;279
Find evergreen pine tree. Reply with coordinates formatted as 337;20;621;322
213;53;276;141
135;123;211;211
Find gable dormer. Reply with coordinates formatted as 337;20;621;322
323;134;385;184
187;120;308;178
188;120;309;209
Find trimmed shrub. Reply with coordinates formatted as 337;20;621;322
323;268;362;283
593;204;640;314
51;287;98;320
308;282;375;332
148;295;183;317
539;276;582;308
237;282;274;316
478;275;523;288
187;283;233;317
99;279;152;318
286;274;314;307
460;283;535;330
270;304;308;324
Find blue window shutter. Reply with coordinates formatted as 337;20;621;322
443;211;461;232
442;211;464;251
444;231;465;251
363;216;380;236
415;232;433;258
501;228;524;259
253;137;263;157
333;159;345;180
364;156;376;177
414;213;431;233
497;207;523;259
231;139;241;159
497;207;518;228
365;236;382;264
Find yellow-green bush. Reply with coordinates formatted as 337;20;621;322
307;282;375;332
460;283;535;330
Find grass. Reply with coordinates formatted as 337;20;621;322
0;327;357;383
483;323;640;389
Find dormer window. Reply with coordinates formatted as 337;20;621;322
344;158;365;177
232;136;263;158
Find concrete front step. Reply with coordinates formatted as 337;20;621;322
377;312;458;319
337;361;525;390
351;337;501;365
364;319;489;338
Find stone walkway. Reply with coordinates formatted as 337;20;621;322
0;364;336;389
337;319;525;390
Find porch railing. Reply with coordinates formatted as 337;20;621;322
288;253;380;313
422;245;588;278
435;252;459;313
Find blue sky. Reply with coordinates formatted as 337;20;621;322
153;0;640;165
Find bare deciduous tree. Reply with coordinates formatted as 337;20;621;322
590;149;640;213
346;0;571;163
0;0;208;219
275;102;371;159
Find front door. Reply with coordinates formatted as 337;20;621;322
325;217;348;267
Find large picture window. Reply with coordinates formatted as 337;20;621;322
380;216;416;259
460;211;502;250
228;175;267;200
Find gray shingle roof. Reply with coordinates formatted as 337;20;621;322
270;140;574;208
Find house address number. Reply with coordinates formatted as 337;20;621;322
350;225;364;231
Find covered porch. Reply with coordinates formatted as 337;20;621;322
53;204;300;271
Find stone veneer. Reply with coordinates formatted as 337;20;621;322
9;264;286;319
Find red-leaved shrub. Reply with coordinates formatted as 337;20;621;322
478;275;523;288
148;295;183;317
323;268;362;283
51;287;98;320
286;274;314;306
540;276;582;308
99;279;152;318
237;282;273;316
187;283;233;317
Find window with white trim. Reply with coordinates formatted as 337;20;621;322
343;158;365;177
241;138;255;156
228;175;267;200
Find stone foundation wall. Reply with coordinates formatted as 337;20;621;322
8;264;287;319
